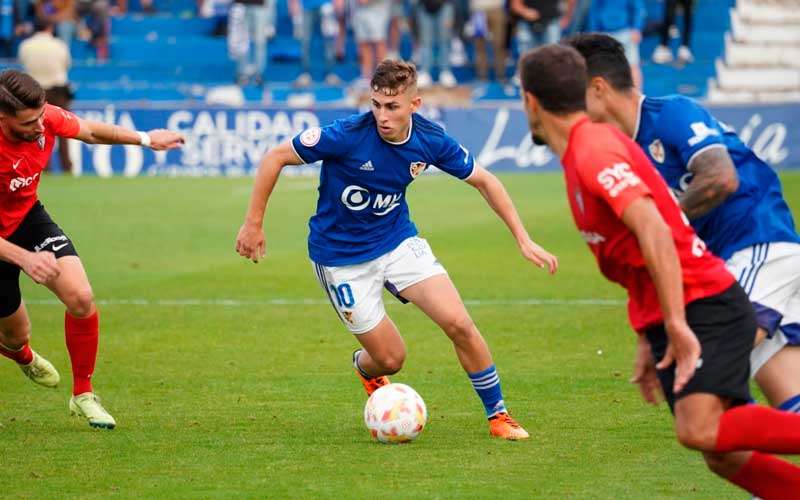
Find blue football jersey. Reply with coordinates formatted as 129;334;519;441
634;95;799;260
291;111;475;266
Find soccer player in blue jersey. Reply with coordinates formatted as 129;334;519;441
564;33;800;414
236;59;558;440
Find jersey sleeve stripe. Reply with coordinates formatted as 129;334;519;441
460;163;477;181
289;137;309;165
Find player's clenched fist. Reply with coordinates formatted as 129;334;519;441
236;223;266;263
145;129;186;151
22;251;60;284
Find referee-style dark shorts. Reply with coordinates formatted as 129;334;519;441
645;282;757;413
0;202;78;318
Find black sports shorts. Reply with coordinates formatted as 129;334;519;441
645;282;756;413
0;202;78;317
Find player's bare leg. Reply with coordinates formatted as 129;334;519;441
352;315;405;395
674;393;800;496
46;255;115;429
0;301;60;387
400;274;529;440
755;345;800;409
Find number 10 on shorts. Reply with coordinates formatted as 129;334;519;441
330;283;355;308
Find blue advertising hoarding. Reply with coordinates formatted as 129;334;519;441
68;103;799;176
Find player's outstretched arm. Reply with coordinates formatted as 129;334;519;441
73;118;185;151
680;147;739;220
621;197;701;394
0;237;60;284
236;141;304;263
465;165;558;274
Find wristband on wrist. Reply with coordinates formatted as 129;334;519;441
137;131;152;147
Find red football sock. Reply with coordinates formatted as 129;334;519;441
716;404;800;454
0;341;34;365
729;452;800;499
65;310;99;396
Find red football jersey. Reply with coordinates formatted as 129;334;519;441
0;104;80;238
562;117;734;332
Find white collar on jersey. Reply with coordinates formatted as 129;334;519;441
381;116;413;146
632;94;645;140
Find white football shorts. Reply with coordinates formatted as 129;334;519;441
312;236;447;334
725;242;800;376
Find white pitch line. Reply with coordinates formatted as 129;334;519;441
24;298;624;307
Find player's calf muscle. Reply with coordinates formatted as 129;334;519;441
0;310;31;347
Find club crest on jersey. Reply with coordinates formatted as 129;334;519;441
299;127;321;147
409;161;427;178
648;139;665;163
37;135;46;151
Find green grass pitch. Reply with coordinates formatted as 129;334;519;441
1;171;798;499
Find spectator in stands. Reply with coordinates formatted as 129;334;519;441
510;0;561;54
290;0;343;87
469;0;507;83
386;0;404;59
652;0;694;64
352;0;391;86
588;0;644;88
416;0;457;88
334;0;347;61
18;18;74;172
562;0;588;36
2;0;35;57
449;0;468;67
227;0;275;85
35;0;76;42
77;0;110;61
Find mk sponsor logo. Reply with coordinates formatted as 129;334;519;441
340;185;403;216
596;163;641;198
9;173;40;192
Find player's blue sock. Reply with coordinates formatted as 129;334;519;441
468;364;507;418
778;394;800;413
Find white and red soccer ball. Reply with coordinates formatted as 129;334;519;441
364;383;427;444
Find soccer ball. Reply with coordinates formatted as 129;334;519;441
364;383;427;444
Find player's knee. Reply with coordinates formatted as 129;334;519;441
65;288;95;318
376;352;405;375
702;452;744;479
442;315;476;343
675;421;717;451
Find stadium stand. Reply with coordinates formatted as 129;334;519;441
2;0;744;103
709;0;800;102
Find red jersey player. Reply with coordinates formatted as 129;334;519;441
0;70;184;429
518;45;800;497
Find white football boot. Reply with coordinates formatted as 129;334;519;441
19;351;60;388
69;392;117;429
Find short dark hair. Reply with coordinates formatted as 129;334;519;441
562;33;634;91
518;44;587;115
0;70;46;115
371;59;417;96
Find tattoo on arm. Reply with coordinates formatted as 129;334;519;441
680;146;739;220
